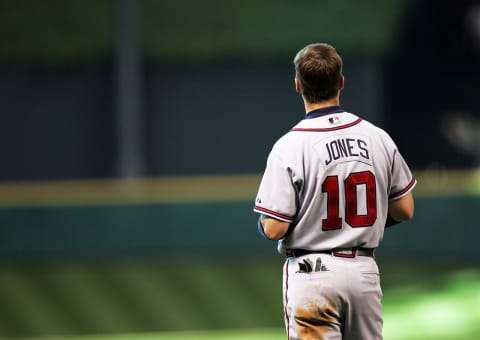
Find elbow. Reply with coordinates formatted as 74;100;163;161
263;226;284;240
397;207;414;222
403;211;414;222
261;218;290;240
406;209;414;221
387;206;414;224
403;202;415;221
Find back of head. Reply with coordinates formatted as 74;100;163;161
293;43;343;103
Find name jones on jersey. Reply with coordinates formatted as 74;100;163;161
317;134;371;167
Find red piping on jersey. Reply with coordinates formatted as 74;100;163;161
254;206;293;222
389;178;417;199
291;118;363;132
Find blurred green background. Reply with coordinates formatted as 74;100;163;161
1;0;480;339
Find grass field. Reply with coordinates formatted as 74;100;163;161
0;257;478;340
19;328;285;340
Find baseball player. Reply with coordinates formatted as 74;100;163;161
253;43;416;339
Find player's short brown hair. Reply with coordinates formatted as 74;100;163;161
293;43;343;103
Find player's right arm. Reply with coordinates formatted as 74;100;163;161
259;215;290;240
254;143;298;240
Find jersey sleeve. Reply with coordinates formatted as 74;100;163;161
389;148;416;200
253;151;297;223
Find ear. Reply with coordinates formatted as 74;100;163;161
295;78;301;93
338;75;345;90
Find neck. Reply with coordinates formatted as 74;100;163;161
304;97;340;113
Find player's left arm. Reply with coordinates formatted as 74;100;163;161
386;192;414;227
387;141;416;228
258;215;290;240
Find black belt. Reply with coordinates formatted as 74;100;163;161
286;247;375;258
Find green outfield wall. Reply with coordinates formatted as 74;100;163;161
0;197;477;261
0;172;478;261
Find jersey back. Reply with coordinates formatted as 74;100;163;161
254;111;416;255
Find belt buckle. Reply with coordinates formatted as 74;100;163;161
332;248;357;258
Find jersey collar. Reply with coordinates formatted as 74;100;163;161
305;106;344;119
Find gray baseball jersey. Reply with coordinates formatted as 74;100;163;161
254;106;416;254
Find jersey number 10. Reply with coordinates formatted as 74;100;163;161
322;171;377;230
